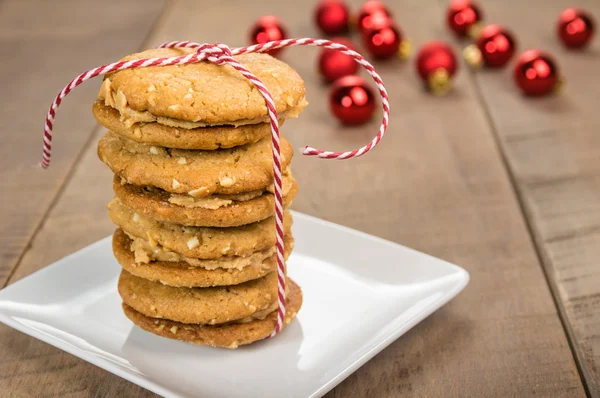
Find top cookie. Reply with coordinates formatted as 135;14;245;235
98;48;307;127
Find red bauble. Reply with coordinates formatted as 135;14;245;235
318;38;359;83
557;8;595;48
416;41;458;94
329;75;376;125
315;0;350;35
513;50;561;96
362;20;404;59
357;0;393;34
446;0;483;37
466;24;516;68
249;16;288;56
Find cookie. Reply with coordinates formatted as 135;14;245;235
118;270;280;325
113;175;297;227
122;278;302;349
98;132;293;196
108;198;293;259
98;48;307;127
93;101;279;150
112;228;293;287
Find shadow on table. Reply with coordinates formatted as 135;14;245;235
121;321;304;397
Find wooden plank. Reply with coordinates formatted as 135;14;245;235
468;0;600;394
0;328;155;398
0;0;166;396
0;0;166;285
2;0;586;396
0;131;156;397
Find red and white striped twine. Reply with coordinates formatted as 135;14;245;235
41;38;390;338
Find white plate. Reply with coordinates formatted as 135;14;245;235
0;211;468;398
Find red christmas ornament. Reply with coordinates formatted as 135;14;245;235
315;0;350;36
557;8;595;48
357;0;393;34
513;49;562;96
329;75;376;125
318;38;359;83
249;16;288;56
362;20;410;59
446;0;483;38
416;41;458;95
464;24;517;68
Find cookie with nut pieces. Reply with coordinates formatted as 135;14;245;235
118;270;283;325
108;198;293;258
93;102;282;150
112;172;297;227
98;48;307;127
98;132;293;197
121;278;302;349
112;228;293;287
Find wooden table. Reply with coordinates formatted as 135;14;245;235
1;0;599;396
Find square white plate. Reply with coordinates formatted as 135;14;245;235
0;211;468;398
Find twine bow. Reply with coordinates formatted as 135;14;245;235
41;38;390;337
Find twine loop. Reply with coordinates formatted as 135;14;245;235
196;43;233;61
40;39;390;338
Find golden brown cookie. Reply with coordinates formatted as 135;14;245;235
99;48;306;127
98;132;293;196
108;198;293;259
113;228;293;287
118;270;280;325
122;278;302;349
93;101;278;150
113;176;298;227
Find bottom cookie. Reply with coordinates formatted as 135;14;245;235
122;278;303;349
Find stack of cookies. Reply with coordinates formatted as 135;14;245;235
93;48;306;349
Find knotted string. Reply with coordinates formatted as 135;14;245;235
41;38;390;337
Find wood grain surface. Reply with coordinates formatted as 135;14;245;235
0;0;165;285
0;0;597;396
0;0;164;396
470;0;600;395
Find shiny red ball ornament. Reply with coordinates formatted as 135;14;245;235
357;0;393;34
557;8;595;48
446;0;483;38
249;16;288;56
329;75;376;125
416;41;458;95
464;24;517;68
315;0;350;35
362;20;408;59
318;38;359;83
513;50;561;96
